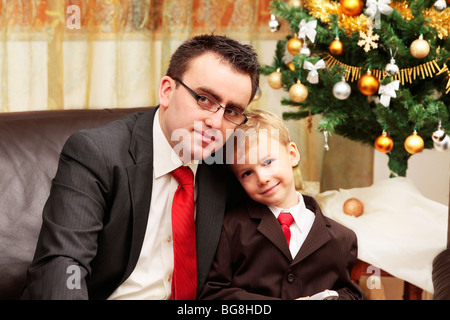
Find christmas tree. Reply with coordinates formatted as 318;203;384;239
261;0;450;177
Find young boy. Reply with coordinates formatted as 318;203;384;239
200;109;365;300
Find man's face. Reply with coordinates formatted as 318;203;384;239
158;52;253;162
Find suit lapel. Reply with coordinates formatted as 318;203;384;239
292;196;331;265
247;201;292;261
122;108;157;282
195;163;226;294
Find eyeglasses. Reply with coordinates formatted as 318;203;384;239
174;78;248;126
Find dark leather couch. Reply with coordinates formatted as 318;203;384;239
0;107;150;299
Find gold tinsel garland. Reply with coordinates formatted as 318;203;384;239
324;54;450;93
302;0;450;39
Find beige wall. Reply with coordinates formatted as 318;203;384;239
374;149;449;206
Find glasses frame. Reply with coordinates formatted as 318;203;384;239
173;78;248;126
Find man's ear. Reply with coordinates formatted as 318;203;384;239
159;76;175;109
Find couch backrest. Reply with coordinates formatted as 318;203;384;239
0;107;151;299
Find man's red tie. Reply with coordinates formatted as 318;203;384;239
171;166;197;300
277;211;294;246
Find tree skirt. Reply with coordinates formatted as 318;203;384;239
315;177;448;293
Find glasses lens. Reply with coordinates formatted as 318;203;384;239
191;87;246;125
197;96;218;111
223;109;246;125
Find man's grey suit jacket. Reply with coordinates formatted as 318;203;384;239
26;107;228;299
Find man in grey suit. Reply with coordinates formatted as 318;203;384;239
25;34;260;300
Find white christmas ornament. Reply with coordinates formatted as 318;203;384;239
333;76;352;100
385;57;399;76
300;42;311;56
434;0;447;12
432;121;449;151
268;14;281;33
298;19;317;43
378;80;399;107
365;0;394;28
432;125;446;143
303;59;326;84
385;48;399;76
434;135;449;151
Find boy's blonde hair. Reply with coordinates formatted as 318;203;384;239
237;108;291;145
226;108;292;164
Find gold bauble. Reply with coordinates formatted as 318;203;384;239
357;70;379;96
329;37;344;55
268;70;283;89
340;0;365;16
374;130;394;153
289;80;308;102
343;198;364;217
404;130;424;154
288;0;303;8
287;36;303;55
410;35;430;59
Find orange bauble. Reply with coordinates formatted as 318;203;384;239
287;36;303;55
404;130;424;154
375;131;394;153
340;0;365;16
357;70;380;95
343;198;364;217
329;37;344;55
286;61;296;71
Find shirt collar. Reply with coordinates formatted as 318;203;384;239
268;192;307;232
153;109;198;179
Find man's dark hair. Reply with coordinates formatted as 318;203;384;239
166;34;260;103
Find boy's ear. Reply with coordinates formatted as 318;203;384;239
159;76;175;109
288;142;300;167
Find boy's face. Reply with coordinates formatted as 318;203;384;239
230;137;300;209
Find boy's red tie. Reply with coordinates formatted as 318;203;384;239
277;211;294;246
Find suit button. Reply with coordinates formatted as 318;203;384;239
287;273;295;283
